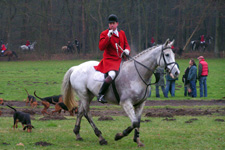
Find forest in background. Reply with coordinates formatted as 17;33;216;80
0;0;224;57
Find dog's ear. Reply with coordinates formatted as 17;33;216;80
23;126;27;130
32;126;35;129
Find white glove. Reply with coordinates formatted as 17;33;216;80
124;49;130;55
107;30;113;37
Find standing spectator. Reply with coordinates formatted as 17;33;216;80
182;66;191;96
165;68;179;97
155;66;166;98
74;39;80;54
197;56;208;97
67;41;74;53
187;59;197;97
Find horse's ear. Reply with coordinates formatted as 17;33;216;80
164;39;170;47
168;40;175;47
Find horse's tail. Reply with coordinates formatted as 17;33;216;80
62;67;77;111
12;51;18;58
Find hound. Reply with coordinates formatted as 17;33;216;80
24;88;38;108
51;99;78;116
6;105;34;132
34;91;63;115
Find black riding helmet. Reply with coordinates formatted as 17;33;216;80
108;14;118;23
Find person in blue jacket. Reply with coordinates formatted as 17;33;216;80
187;59;197;97
165;63;179;97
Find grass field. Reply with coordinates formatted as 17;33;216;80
0;58;224;100
0;115;225;149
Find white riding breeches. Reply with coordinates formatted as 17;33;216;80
108;70;116;80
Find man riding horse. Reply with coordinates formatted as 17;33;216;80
26;40;31;50
1;43;7;56
94;14;131;104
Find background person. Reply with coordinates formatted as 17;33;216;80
197;56;208;97
26;40;31;50
94;14;130;103
67;41;74;53
74;38;80;54
1;43;7;56
165;73;177;98
182;66;191;96
165;63;179;98
155;66;166;98
187;59;197;97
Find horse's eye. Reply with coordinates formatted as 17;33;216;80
165;54;169;57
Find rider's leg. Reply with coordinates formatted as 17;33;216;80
97;70;116;103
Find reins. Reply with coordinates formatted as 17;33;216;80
116;44;160;104
116;44;177;106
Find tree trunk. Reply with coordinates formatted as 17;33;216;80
81;0;86;54
214;0;221;58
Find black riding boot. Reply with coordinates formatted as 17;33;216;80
97;76;112;103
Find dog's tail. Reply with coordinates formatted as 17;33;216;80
6;105;17;112
24;88;29;96
34;91;45;101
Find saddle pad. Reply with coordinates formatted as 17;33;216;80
93;71;104;82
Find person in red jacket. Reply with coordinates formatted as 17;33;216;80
1;43;7;56
197;56;208;97
94;14;130;103
200;35;205;44
26;40;31;50
151;37;155;46
26;40;30;46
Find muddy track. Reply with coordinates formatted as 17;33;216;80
0;100;225;118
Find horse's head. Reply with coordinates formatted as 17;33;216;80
30;41;37;49
158;39;180;79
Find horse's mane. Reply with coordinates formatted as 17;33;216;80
128;44;161;62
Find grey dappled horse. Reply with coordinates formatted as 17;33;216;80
62;39;180;147
19;41;37;51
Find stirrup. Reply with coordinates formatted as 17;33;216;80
97;95;107;104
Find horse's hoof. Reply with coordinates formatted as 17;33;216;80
76;137;83;141
138;143;145;147
115;133;123;141
99;139;108;145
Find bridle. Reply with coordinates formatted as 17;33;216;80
158;46;177;74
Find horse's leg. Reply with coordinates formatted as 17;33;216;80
73;102;85;141
133;101;145;147
115;100;139;144
84;110;108;145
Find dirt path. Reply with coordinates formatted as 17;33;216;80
1;100;225;118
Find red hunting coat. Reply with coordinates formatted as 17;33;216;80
94;29;130;73
1;44;6;51
26;41;30;46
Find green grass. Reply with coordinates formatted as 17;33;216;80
0;58;224;100
0;116;224;149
